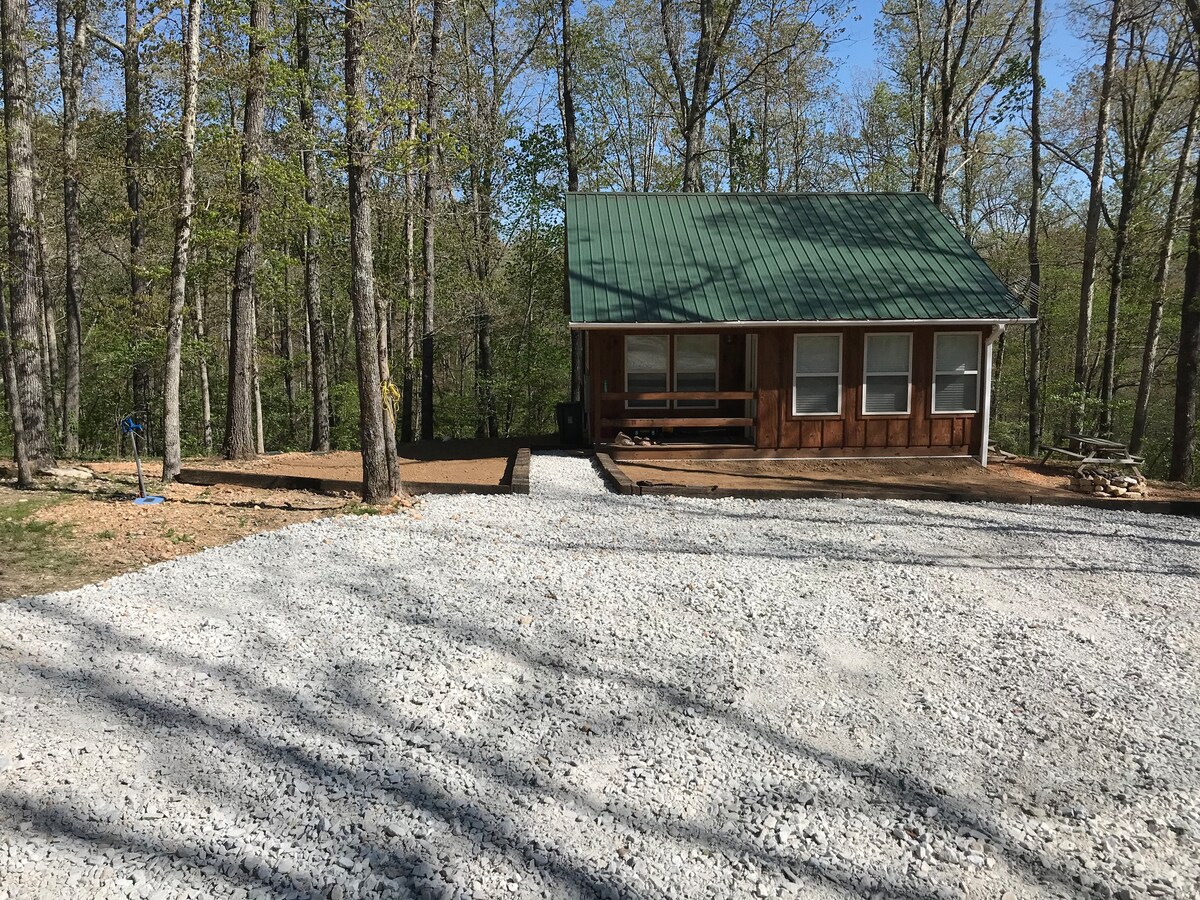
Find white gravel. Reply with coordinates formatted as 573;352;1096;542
1;454;1198;900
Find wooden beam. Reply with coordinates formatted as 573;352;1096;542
603;390;755;401
601;417;754;428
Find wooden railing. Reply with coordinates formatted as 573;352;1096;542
600;390;756;429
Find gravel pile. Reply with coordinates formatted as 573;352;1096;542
1;454;1197;900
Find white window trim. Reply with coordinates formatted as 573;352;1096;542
792;333;842;417
624;334;669;411
861;332;913;417
931;331;982;415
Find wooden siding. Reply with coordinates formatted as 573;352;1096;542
586;324;986;455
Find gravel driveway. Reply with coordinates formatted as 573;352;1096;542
1;455;1197;900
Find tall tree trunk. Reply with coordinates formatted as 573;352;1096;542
34;177;62;436
562;0;584;405
195;282;213;454
296;1;330;452
124;0;152;443
1132;95;1199;455
56;0;85;457
162;0;202;484
1026;0;1042;455
1072;0;1122;436
345;0;397;501
1171;152;1200;481
224;0;268;460
1;302;34;486
420;0;444;441
401;111;417;442
2;0;54;470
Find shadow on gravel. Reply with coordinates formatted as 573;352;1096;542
0;563;1126;900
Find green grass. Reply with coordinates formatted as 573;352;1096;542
0;493;79;600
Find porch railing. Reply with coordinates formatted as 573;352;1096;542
599;390;756;429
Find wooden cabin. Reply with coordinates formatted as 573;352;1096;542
566;192;1033;465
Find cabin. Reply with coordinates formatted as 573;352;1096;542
566;192;1033;465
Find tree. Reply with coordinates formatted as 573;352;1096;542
2;0;54;471
52;0;84;458
420;0;444;440
1071;0;1122;435
345;0;398;501
1025;0;1042;454
162;0;203;484
224;0;269;460
296;1;330;453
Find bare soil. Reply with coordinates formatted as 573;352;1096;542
0;471;376;601
88;440;523;492
616;455;1200;502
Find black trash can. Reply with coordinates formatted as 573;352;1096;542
555;401;585;447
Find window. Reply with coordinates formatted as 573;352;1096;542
625;335;669;409
933;332;981;413
674;334;719;408
862;333;912;415
793;333;841;415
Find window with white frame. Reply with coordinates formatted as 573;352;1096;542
862;333;912;415
932;332;981;413
674;334;719;408
624;335;669;409
793;333;841;415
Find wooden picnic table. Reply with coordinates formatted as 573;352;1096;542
1039;433;1144;476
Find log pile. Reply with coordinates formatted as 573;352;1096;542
1068;467;1149;498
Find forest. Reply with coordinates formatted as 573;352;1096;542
1;0;1200;500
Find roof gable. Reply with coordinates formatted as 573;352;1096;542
566;192;1026;324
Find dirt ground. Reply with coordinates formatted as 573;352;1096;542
0;470;391;601
616;455;1200;502
88;440;521;492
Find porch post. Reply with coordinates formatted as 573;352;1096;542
979;324;1005;466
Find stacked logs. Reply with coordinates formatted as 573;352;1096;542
1068;468;1149;498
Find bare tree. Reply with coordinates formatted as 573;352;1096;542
296;1;330;452
2;0;54;471
1132;92;1199;454
420;0;444;441
1026;0;1042;454
163;0;202;484
224;0;269;460
1072;0;1122;435
345;0;398;501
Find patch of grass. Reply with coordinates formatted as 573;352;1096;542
164;527;195;545
344;503;382;516
0;492;79;600
96;529;115;540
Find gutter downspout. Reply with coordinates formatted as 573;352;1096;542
979;324;1005;467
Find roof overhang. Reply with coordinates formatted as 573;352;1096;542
570;317;1037;330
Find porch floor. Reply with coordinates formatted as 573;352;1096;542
612;456;1200;504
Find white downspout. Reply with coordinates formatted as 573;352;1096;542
979;324;1005;467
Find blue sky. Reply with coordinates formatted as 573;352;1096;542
833;0;1090;96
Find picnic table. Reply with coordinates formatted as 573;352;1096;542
1040;433;1144;476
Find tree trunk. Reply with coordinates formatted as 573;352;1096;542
296;2;330;452
420;0;444;441
562;0;584;404
34;176;62;437
2;0;54;471
1026;0;1042;455
345;0;396;501
1;303;34;486
1171;152;1200;481
1072;0;1122;436
162;0;202;484
56;0;85;457
124;0;152;444
195;282;213;454
401;114;417;443
224;0;268;460
1132;95;1199;455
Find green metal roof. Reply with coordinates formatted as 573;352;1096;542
566;192;1026;325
